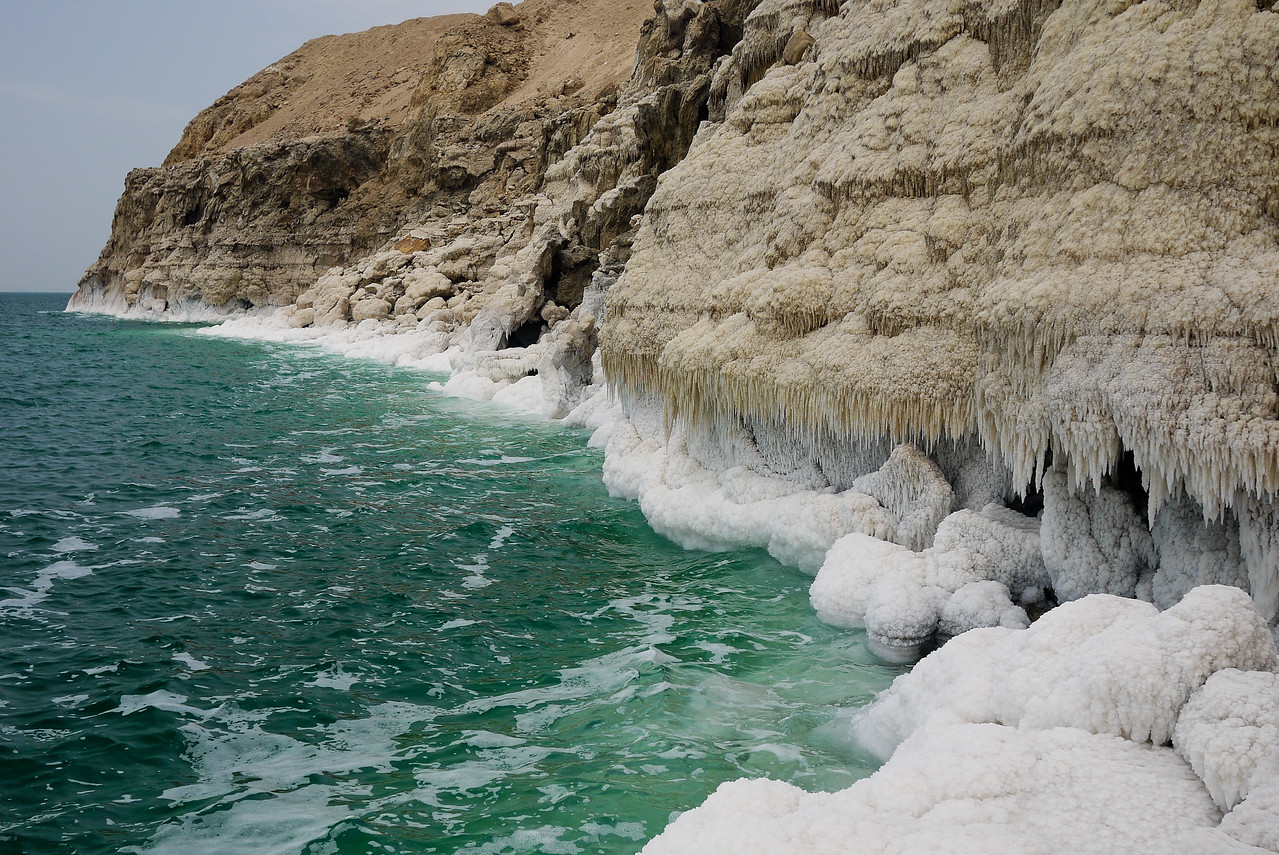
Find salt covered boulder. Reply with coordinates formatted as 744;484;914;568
857;586;1278;756
937;580;1029;638
648;586;1279;854
810;504;1046;660
1174;668;1279;812
350;297;392;322
642;724;1221;855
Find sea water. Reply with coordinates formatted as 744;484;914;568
0;293;901;854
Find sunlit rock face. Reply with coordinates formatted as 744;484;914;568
603;0;1279;618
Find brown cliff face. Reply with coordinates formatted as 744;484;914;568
71;0;655;315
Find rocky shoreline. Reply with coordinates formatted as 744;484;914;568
70;0;1279;849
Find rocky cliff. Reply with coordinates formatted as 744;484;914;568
69;0;661;315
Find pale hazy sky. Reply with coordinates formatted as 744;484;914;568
0;1;494;293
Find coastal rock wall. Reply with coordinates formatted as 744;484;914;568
602;0;1279;627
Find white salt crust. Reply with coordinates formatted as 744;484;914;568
603;0;1279;530
645;588;1279;854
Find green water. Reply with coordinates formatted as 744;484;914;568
0;293;901;854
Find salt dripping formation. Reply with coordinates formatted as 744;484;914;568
602;0;1279;656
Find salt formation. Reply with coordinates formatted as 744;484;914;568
810;503;1046;658
1174;668;1279;812
70;0;1279;846
602;0;1279;623
645;588;1279;852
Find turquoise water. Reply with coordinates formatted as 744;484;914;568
0;292;900;854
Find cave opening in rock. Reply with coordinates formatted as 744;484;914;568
508;318;546;349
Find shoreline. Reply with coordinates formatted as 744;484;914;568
62;298;1279;852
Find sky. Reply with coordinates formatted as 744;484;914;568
0;1;493;293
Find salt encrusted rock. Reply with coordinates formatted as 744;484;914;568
856;586;1278;757
288;307;316;328
850;443;952;552
642;724;1221;855
938;580;1029;638
780;29;814;65
810;504;1046;657
1174;669;1279;811
601;419;894;571
351;297;392;322
1042;469;1154;602
1147;494;1250;611
401;268;454;306
603;0;1279;566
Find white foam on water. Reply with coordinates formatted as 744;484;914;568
0;560;93;614
123;506;180;520
320;465;362;477
462;567;493;589
489;525;516;550
439;618;478;631
173;653;210;672
305;664;359;691
199;312;454;374
135;701;435;854
134;783;355;855
463;730;527;749
457;455;536;466
465;825;581;855
694;642;743;664
246;561;278;570
115;690;213;718
224;508;280;521
580;821;649;842
303;448;344;464
52;536;97;553
52;694;90;708
136;536;166;544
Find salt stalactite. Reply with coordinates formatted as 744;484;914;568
643;587;1279;853
848;443;953;552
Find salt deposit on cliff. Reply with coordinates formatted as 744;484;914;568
602;0;1279;642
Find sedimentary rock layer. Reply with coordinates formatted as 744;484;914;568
70;0;656;315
